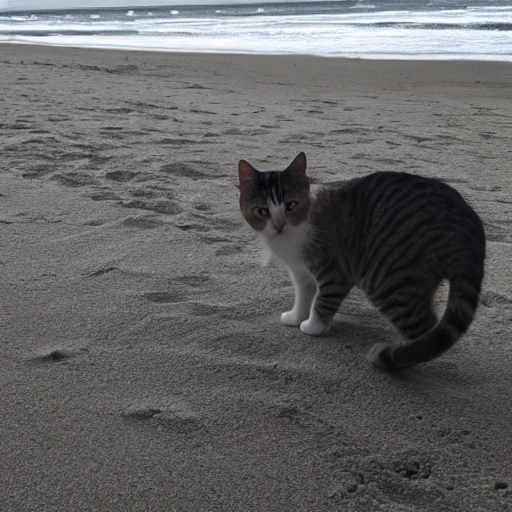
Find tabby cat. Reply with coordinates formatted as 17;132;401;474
238;152;485;369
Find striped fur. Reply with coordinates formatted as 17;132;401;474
238;153;486;369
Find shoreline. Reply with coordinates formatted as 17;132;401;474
2;42;511;73
2;41;512;63
1;43;511;511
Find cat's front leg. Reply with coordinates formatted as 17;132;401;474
300;313;327;336
280;265;317;327
300;278;352;336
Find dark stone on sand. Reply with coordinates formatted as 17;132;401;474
41;349;68;361
124;407;162;420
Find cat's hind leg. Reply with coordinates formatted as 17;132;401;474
369;295;438;369
280;264;317;328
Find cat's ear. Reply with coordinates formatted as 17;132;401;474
285;152;307;178
238;159;258;184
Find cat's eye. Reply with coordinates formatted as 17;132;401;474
286;201;298;212
256;207;270;217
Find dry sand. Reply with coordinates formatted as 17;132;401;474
1;44;511;511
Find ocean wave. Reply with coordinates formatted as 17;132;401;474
2;14;38;20
467;6;512;11
0;1;511;61
0;29;139;36
354;21;512;31
349;3;375;9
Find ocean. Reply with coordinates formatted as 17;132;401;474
1;1;512;60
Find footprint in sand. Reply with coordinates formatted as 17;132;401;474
215;245;243;256
394;457;432;480
199;233;235;244
123;402;203;434
160;162;209;179
160;161;226;180
480;290;512;308
194;202;211;212
209;216;243;232
21;164;54;180
188;301;232;317
119;198;182;215
325;451;439;509
176;212;242;235
174;221;211;232
122;215;164;229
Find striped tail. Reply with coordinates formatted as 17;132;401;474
369;272;483;369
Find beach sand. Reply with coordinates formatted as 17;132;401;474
1;44;511;511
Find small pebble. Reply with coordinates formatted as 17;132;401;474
346;483;358;493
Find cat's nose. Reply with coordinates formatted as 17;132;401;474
272;219;286;234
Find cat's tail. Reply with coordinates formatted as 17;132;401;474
368;271;484;370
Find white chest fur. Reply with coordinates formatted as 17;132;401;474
263;221;311;267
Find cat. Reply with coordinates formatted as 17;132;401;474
238;152;485;369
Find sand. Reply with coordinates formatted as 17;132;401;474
1;44;511;511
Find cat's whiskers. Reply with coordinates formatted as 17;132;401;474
298;221;324;252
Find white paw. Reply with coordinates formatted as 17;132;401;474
280;311;303;327
300;318;326;336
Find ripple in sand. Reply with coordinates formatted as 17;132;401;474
176;274;212;288
21;164;54;179
51;172;98;187
88;190;122;201
160;162;208;179
119;199;182;215
480;290;512;308
105;170;140;182
143;291;186;304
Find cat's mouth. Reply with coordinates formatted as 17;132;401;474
270;227;286;238
271;220;286;236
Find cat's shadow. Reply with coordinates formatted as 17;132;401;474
326;316;393;349
310;318;505;427
327;317;481;386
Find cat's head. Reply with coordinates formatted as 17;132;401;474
238;152;310;239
